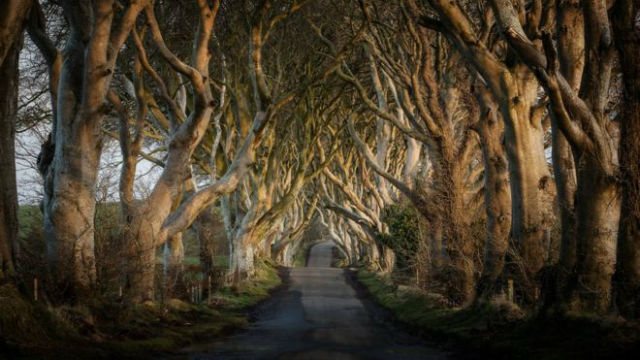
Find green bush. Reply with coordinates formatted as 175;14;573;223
377;203;422;272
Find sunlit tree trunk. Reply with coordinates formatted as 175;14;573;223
438;149;477;304
424;1;556;304
487;0;621;312
38;1;146;300
475;87;512;299
499;67;555;289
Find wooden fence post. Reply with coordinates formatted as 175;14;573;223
507;279;514;302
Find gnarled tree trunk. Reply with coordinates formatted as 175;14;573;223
35;0;146;302
475;87;512;299
500;68;555;289
426;0;556;304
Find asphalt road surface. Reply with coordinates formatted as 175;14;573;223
170;242;451;360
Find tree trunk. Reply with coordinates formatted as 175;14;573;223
37;0;146;302
0;38;21;279
125;207;164;302
550;127;578;305
613;0;640;319
195;207;217;278
430;218;444;271
230;204;261;281
163;232;184;296
552;1;581;307
438;159;476;305
475;88;512;299
498;67;555;302
615;96;640;318
403;137;421;184
569;157;621;313
42;30;102;298
382;246;395;273
231;238;254;283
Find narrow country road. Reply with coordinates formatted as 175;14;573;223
171;242;451;360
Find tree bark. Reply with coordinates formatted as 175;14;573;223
569;157;620;312
552;0;581;306
500;67;555;290
438;154;477;305
425;1;556;304
195;206;218;278
486;0;622;314
0;37;21;279
41;4;101;298
475;87;512;299
612;0;640;319
35;0;145;302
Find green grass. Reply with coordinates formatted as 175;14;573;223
209;258;281;310
95;301;248;359
293;243;311;267
9;204;284;358
357;268;640;360
0;284;78;349
3;258;282;360
95;259;281;359
182;255;229;267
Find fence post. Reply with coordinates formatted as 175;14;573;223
507;279;514;302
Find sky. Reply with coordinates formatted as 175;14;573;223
15;126;163;205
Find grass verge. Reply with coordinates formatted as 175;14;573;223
1;259;282;360
357;268;640;360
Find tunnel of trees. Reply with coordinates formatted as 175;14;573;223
1;0;639;354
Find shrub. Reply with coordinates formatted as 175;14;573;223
377;203;423;272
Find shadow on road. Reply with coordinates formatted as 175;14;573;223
168;242;452;360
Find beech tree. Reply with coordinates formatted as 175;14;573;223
4;0;639;321
314;0;490;304
422;0;558;304
0;0;33;280
612;0;640;319
226;93;340;279
30;0;148;300
486;0;622;313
